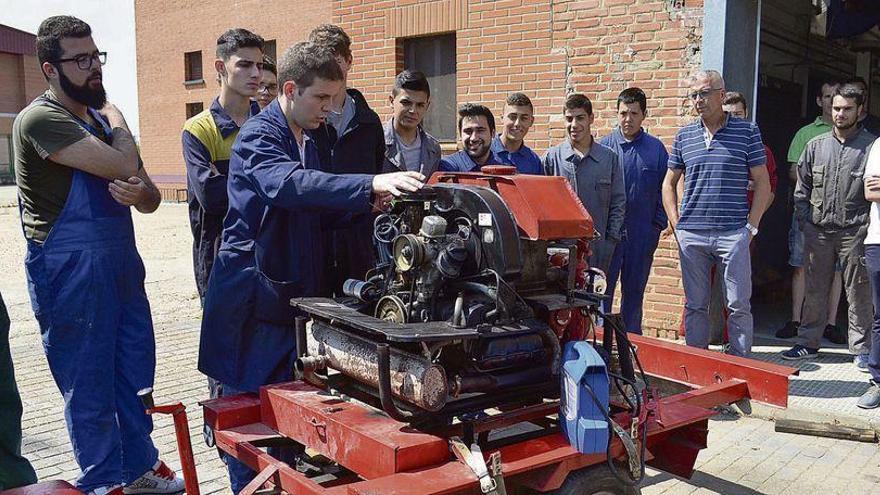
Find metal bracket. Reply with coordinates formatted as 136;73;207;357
449;436;498;494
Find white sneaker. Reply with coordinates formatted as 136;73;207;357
124;460;185;494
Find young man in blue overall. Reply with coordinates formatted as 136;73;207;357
599;88;669;334
12;16;183;495
198;41;424;493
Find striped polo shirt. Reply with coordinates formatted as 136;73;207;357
669;115;766;231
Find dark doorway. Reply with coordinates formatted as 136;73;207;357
753;74;803;304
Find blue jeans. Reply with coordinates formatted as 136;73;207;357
677;227;753;357
861;245;880;382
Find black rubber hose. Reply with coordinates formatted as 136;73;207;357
295;316;308;359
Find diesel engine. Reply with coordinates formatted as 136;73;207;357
293;166;606;421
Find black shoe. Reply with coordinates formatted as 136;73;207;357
824;324;846;345
775;320;799;339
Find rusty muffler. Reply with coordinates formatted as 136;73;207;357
295;320;449;411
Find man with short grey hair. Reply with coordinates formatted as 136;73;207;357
662;69;772;358
782;84;877;364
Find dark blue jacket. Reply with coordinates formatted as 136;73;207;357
198;100;373;391
310;88;385;296
599;127;669;237
439;150;503;172
491;136;544;175
181;98;260;297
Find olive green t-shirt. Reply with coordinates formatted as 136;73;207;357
13;94;95;243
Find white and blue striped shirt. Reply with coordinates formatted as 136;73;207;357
669;115;766;230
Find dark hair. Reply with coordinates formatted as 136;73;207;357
819;77;842;95
457;103;495;134
846;76;868;90
617;87;647;114
309;24;352;62
505;92;533;111
564;93;592;115
216;28;264;60
835;84;865;107
36;16;91;69
262;54;277;76
722;91;748;112
277;41;343;91
392;70;430;98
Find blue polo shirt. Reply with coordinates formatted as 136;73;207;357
491;136;544;175
439;150;503;172
669;116;766;231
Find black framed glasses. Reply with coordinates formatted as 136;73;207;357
258;83;278;94
52;51;107;71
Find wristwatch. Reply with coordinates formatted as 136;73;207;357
745;222;758;237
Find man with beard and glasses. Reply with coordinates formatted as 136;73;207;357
183;28;263;304
12;15;182;495
439;103;503;172
782;84;877;365
543;93;625;273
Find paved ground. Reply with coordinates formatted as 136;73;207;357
1;185;878;494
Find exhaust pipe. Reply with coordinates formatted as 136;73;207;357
299;321;449;411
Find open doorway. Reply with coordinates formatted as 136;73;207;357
750;0;879;338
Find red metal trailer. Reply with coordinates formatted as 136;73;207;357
199;330;795;495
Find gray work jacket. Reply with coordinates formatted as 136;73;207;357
382;119;442;179
795;128;876;231
543;138;626;242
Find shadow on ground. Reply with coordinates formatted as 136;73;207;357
642;470;766;495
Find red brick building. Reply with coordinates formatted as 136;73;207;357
134;0;880;336
0;25;45;183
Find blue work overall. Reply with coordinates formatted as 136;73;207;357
600;128;668;334
23;103;158;492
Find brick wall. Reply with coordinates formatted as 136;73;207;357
0;53;24;114
134;0;333;188
0;51;44;135
337;0;704;335
133;0;704;334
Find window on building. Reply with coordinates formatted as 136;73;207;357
263;39;277;64
184;51;203;83
186;102;204;119
403;33;456;141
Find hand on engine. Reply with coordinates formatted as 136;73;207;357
372;171;425;197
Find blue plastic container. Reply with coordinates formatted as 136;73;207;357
560;341;610;454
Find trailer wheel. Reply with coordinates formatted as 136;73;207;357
546;464;641;495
